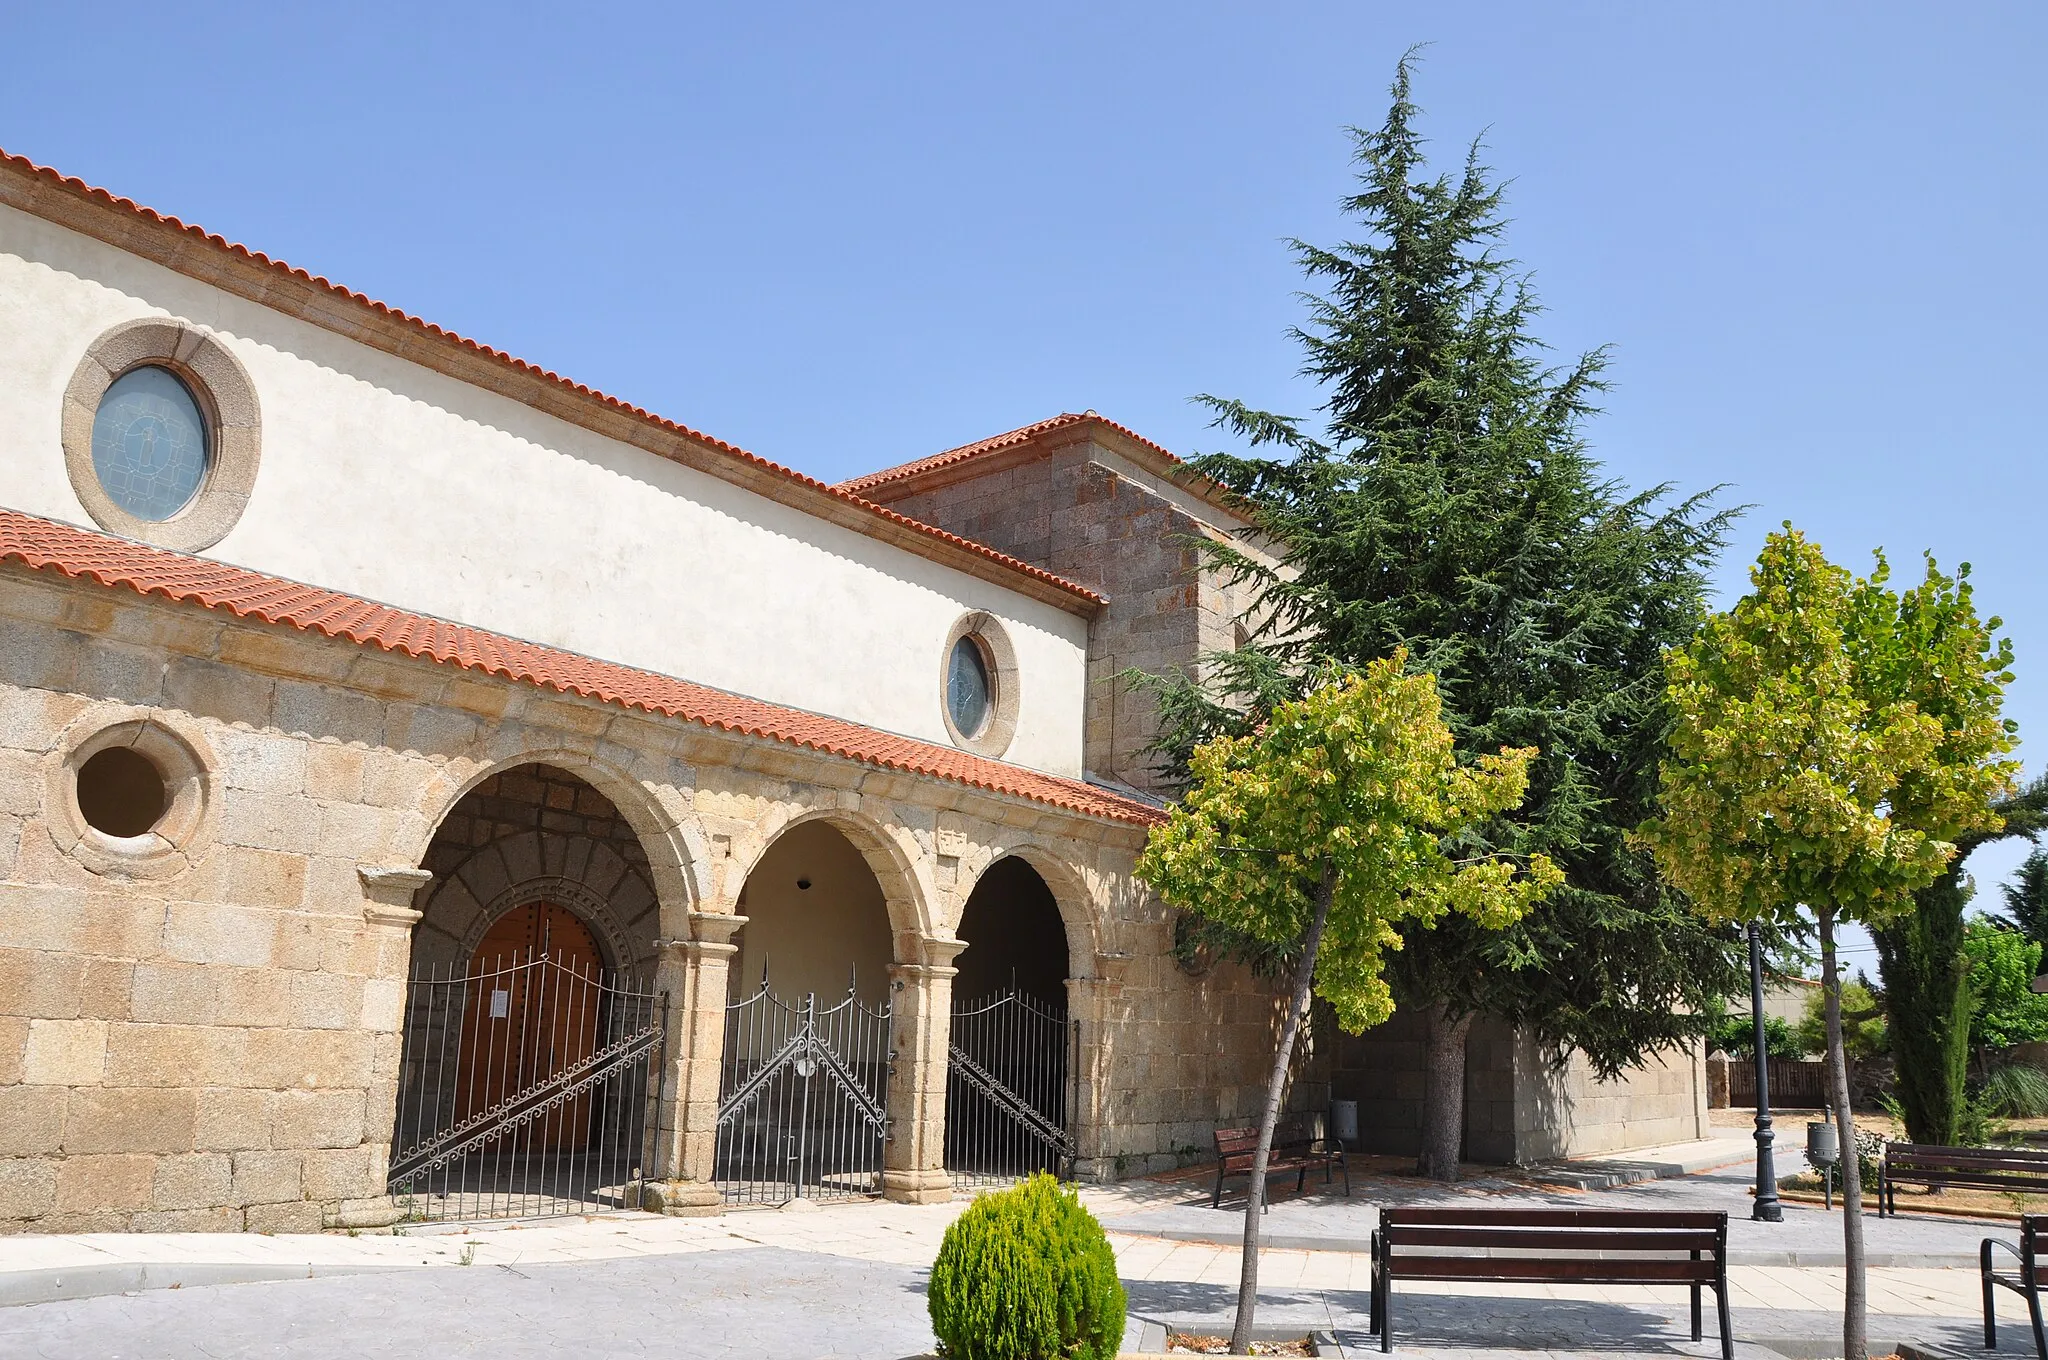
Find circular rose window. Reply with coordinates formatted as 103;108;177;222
947;635;993;739
939;614;1019;757
90;366;212;521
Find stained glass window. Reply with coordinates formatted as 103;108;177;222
91;366;210;521
948;635;992;738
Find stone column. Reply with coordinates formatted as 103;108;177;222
643;910;746;1215
1066;952;1130;1184
882;938;966;1204
348;866;432;1228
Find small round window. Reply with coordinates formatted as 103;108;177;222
90;366;212;522
76;746;169;838
947;635;994;739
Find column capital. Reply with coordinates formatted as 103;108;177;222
907;934;969;969
685;911;749;946
357;866;431;927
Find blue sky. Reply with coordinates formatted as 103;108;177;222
5;3;2043;948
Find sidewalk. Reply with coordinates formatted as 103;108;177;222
0;1148;2034;1358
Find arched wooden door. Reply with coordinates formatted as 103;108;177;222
457;902;603;1151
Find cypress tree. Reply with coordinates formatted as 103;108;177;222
1877;776;2048;1145
1139;57;1745;1178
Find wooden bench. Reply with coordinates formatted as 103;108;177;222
1369;1208;1731;1359
1982;1215;2048;1357
1209;1115;1349;1209
1881;1142;2048;1217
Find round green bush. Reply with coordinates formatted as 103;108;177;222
928;1172;1126;1360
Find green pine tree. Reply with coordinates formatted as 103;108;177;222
1135;56;1746;1180
1993;846;2048;950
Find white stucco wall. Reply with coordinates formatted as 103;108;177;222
0;204;1089;775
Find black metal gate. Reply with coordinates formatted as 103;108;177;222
713;977;892;1204
386;954;664;1222
945;987;1074;1189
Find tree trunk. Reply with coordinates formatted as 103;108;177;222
1819;904;1868;1360
1232;864;1337;1355
1417;1001;1474;1182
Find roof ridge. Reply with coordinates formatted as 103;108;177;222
837;411;1245;519
0;149;1103;612
0;508;1160;826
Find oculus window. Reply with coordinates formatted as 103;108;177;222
947;635;994;739
91;365;211;521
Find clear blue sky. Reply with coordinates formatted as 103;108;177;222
6;3;2043;951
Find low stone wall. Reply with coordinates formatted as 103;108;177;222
1330;1011;1707;1164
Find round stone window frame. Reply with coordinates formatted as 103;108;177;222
46;709;217;880
939;612;1020;759
62;318;262;552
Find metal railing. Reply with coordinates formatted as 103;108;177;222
714;977;891;1204
946;986;1073;1189
387;953;663;1222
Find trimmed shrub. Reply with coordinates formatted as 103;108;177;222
928;1173;1126;1360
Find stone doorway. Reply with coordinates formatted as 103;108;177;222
389;764;667;1220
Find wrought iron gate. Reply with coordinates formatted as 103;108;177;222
387;953;664;1222
946;987;1074;1189
714;978;892;1204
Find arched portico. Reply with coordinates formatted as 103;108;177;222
945;851;1091;1187
695;809;956;1204
382;760;687;1220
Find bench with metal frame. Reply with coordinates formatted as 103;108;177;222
1368;1207;1732;1360
1881;1142;2048;1217
1983;1215;2048;1358
1209;1115;1349;1209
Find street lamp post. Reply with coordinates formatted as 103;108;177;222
1748;921;1783;1222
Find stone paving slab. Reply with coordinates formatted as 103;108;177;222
0;1246;940;1360
1092;1156;2009;1268
1;1243;2025;1360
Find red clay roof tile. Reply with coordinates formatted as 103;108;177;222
0;508;1161;826
838;413;1236;515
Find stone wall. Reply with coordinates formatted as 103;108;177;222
860;431;1266;792
0;563;1286;1229
1330;1011;1708;1165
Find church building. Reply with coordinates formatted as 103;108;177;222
0;150;1705;1232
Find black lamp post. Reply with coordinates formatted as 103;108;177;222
1748;921;1783;1222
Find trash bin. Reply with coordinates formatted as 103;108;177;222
1330;1099;1359;1149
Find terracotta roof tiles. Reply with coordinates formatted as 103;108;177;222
839;413;1240;519
0;508;1161;826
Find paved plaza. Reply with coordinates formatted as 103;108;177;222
0;1137;2035;1359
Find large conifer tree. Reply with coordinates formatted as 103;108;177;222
1141;58;1744;1178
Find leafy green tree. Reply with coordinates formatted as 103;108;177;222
1136;655;1558;1350
1792;978;1888;1065
1851;554;2029;1145
1639;526;2017;1360
1993;847;2048;950
1134;56;1745;1182
1963;922;2048;1049
1706;1012;1808;1059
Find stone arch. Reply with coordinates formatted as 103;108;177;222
978;844;1102;985
408;761;686;984
400;744;705;946
424;833;654;978
726;804;938;964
